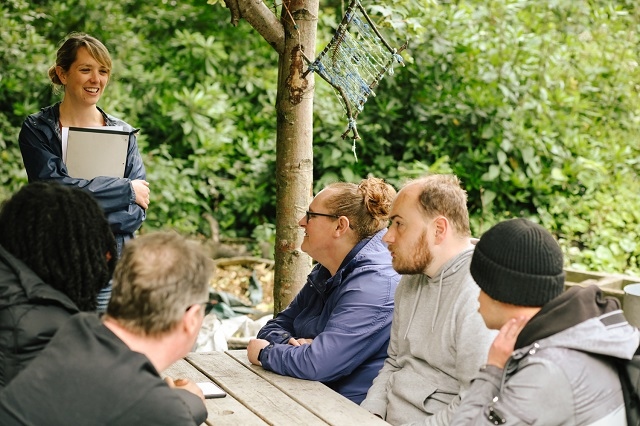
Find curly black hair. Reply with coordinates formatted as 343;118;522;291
0;182;117;311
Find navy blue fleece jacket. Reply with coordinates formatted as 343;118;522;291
257;229;400;404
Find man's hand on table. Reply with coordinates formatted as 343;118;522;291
164;377;205;402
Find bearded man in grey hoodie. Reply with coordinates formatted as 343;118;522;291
361;174;496;425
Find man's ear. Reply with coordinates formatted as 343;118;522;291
433;216;448;244
182;305;203;336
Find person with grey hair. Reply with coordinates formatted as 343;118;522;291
0;232;213;425
451;218;640;425
361;174;496;425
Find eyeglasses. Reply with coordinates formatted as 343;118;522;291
305;211;340;223
186;300;211;313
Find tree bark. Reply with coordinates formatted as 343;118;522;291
273;0;317;313
224;0;285;53
223;0;318;313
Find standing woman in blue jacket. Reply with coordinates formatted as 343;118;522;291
18;32;149;312
247;176;400;404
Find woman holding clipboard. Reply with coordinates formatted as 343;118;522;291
18;32;149;312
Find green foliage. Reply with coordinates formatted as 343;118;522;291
1;0;640;275
0;0;279;236
350;0;640;274
0;0;43;200
252;223;276;258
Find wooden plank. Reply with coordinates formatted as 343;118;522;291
562;268;640;307
226;350;389;426
163;358;267;426
186;351;328;426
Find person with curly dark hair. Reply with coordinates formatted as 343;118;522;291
0;181;116;388
247;176;401;404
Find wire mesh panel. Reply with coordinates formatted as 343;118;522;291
305;0;406;141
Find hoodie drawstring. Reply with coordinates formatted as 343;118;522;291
404;282;422;340
432;270;444;332
403;247;474;339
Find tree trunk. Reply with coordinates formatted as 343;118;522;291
222;0;318;313
273;0;318;313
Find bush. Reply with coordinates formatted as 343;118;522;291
1;0;639;275
351;0;640;274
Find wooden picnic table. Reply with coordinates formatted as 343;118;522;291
163;349;389;425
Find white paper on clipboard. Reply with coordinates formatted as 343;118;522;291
62;126;124;163
63;126;128;180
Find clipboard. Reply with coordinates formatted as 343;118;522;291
64;127;129;180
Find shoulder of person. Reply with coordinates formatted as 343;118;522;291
99;108;134;131
23;104;56;126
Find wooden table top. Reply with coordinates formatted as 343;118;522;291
163;349;389;425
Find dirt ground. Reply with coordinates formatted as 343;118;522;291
210;258;275;316
193;224;276;316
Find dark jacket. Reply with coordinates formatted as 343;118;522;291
0;244;79;388
0;313;207;425
18;102;146;246
258;229;400;404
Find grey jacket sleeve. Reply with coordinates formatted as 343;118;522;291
450;359;573;425
121;387;207;425
173;389;208;425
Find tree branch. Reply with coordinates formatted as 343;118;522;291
223;0;285;55
223;0;242;26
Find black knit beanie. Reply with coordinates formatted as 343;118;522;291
470;218;565;307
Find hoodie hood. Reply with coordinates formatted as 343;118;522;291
426;246;475;284
0;244;79;312
516;285;639;359
404;245;476;336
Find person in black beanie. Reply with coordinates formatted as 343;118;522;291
451;218;639;425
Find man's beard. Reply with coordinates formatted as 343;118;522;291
391;232;433;275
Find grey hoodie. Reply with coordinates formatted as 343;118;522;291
361;247;497;425
451;285;640;425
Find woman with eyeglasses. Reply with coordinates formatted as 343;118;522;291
247;176;400;404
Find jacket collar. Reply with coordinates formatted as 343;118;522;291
308;229;387;293
44;102;120;129
0;244;79;312
516;285;621;349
